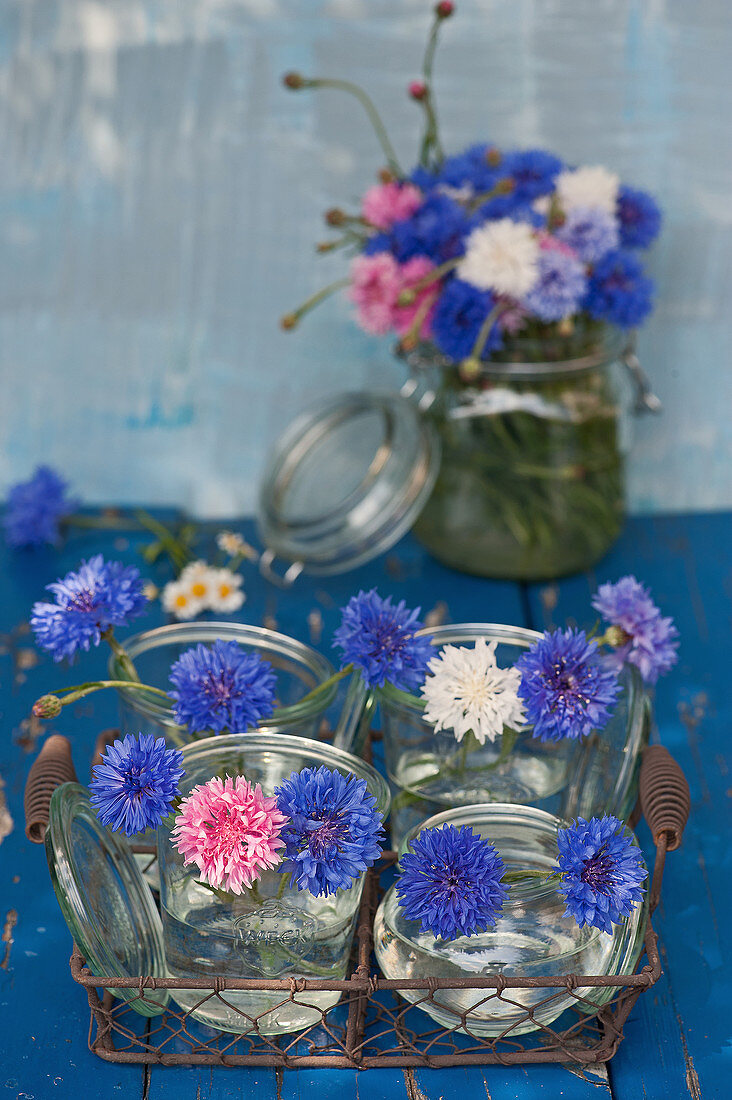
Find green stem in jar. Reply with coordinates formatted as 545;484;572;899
101;626;141;684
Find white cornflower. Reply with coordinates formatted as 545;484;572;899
555;166;619;214
179;560;216;605
457;219;540;298
207;568;245;613
162;579;205;620
421;638;526;745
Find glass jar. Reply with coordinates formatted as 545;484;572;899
379;624;649;849
109;622;340;743
157;732;390;1035
407;336;635;579
373;803;648;1037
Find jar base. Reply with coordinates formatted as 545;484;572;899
169;989;341;1036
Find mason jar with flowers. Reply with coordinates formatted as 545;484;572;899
29;553;344;747
326;584;677;847
282;2;662;579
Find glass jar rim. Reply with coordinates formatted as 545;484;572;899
378;622;543;715
402;329;629;381
399;802;573;903
109;621;338;727
177;731;391;815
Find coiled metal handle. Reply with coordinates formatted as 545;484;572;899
639;744;690;852
24;734;77;843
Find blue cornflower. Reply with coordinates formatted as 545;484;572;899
516;628;620;742
4;466;78;549
502;148;564;200
523;249;588;322
168;639;276;734
31;554;148;662
616;186;662;249
396;824;508;940
476;192;545;225
555;815;646;934
333;589;434;691
90;733;184;836
556;206;619;263
436;143;502;193
431;278;504;362
583;248;654;329
275;765;384;897
592;575;679;685
409;164;440;192
389;193;474;263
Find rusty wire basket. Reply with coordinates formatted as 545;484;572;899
25;735;689;1069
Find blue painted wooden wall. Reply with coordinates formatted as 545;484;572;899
0;0;729;517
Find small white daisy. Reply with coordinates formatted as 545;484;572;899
162;579;205;620
457;219;540;298
421;638;526;745
207;568;245;614
555;165;619;214
216;531;257;560
178;560;217;605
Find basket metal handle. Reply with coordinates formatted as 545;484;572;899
638;744;690;852
24;734;78;843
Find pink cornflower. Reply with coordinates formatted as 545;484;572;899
362;181;422;230
172;775;287;894
392;256;438;340
538;231;577;258
349;253;402;334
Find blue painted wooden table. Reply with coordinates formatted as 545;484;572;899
0;512;728;1099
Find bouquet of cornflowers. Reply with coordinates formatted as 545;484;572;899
282;2;663;580
282;3;659;368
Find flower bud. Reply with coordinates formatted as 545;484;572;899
605;625;631;649
282;71;306;90
33;694;62;720
397;288;417;307
324;207;347;227
435;1;455;18
495;177;514;194
459;356;482;381
378;168;395;184
485;146;502;167
280;313;298;331
409;81;428;101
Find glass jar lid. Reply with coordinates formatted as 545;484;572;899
45;782;168;1017
257;391;440;579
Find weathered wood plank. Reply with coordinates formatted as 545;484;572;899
7;513;726;1097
